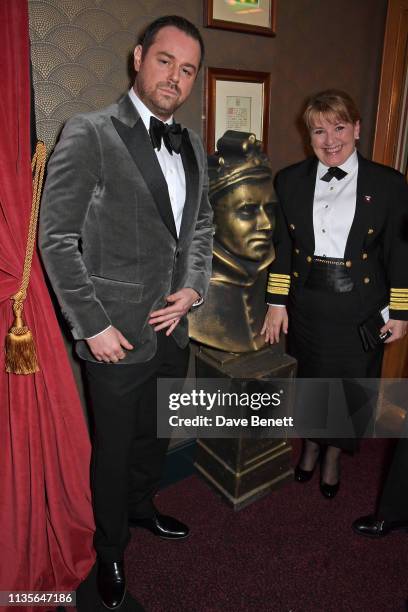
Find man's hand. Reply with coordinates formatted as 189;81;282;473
149;288;200;335
261;305;289;344
86;326;134;362
381;319;408;343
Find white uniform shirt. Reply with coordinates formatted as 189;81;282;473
313;150;358;258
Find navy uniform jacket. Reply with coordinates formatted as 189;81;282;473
266;153;408;321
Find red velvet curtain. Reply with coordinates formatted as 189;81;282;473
0;1;95;606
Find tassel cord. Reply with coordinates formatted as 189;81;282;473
5;141;47;374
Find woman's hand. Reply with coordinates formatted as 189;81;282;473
381;319;408;343
261;305;288;344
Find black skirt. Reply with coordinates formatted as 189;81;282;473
288;286;383;378
288;282;384;452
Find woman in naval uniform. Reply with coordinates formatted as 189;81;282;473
262;90;408;498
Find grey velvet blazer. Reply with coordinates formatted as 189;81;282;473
39;94;214;363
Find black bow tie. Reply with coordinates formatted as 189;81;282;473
321;166;348;182
149;116;183;155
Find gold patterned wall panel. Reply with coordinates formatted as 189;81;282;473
28;0;180;154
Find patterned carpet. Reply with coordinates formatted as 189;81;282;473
123;439;406;612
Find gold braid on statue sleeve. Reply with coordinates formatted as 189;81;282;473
5;141;47;375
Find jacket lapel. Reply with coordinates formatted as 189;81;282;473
178;129;199;244
291;157;317;251
344;153;374;258
111;97;178;241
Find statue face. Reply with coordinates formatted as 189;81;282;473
214;178;275;262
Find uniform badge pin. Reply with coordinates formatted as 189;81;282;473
363;195;372;202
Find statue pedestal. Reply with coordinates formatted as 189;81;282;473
194;345;297;510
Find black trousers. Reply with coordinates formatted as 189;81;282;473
378;437;408;521
84;332;190;562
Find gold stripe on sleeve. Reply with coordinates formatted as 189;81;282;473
390;288;408;295
267;273;291;296
390;303;408;310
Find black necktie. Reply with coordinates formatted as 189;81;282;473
320;166;347;182
149;116;183;155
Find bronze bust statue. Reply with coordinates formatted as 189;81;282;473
189;130;277;352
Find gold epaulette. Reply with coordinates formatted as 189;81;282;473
390;288;408;310
267;273;291;295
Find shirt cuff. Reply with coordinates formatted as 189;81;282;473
86;325;112;340
267;303;286;307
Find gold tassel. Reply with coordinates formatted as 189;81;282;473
5;301;39;375
5;141;46;375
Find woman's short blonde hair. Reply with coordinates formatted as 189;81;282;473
303;89;361;130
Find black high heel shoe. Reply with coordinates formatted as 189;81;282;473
294;444;320;482
294;463;317;482
320;480;340;499
319;446;341;499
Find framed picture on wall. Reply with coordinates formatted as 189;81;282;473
205;0;276;37
205;67;270;153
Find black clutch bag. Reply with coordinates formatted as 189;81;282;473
359;310;392;351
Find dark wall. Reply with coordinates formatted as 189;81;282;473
30;0;387;173
178;0;387;173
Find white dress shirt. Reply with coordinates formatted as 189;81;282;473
313;150;358;258
128;87;186;237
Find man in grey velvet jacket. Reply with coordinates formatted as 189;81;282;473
40;15;213;610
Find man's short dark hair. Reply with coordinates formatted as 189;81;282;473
138;15;205;70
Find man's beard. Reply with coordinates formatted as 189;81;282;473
135;78;181;118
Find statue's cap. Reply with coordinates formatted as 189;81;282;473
208;131;272;198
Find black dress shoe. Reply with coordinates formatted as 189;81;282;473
320;480;340;499
352;514;408;538
129;513;189;539
97;560;126;610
